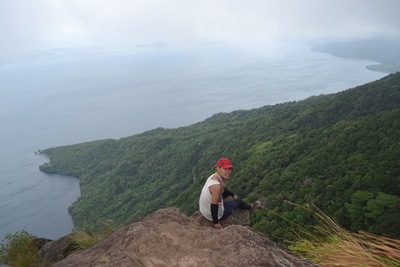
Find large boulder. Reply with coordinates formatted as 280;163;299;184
39;235;71;263
52;207;315;267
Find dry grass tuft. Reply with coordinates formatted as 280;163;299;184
288;203;400;267
68;219;118;252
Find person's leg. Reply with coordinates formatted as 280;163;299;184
234;198;251;210
221;200;238;220
235;198;263;210
221;199;263;220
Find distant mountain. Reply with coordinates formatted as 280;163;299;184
311;38;400;73
40;72;400;243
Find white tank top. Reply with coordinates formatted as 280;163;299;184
199;174;224;221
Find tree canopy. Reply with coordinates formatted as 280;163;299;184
39;72;400;243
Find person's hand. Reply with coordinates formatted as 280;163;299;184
233;194;238;199
214;223;222;229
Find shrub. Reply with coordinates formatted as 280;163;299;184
0;230;40;267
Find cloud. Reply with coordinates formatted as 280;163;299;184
1;0;399;59
0;0;55;57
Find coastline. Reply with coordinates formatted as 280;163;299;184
310;38;400;74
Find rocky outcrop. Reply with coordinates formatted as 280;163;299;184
49;207;314;267
39;235;71;263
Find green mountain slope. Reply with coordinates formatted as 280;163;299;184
40;72;400;242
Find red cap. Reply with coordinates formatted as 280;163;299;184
216;158;234;169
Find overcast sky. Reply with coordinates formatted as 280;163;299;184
1;0;399;59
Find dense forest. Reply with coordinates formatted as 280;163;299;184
39;72;400;244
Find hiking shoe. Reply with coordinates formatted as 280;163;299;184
250;200;262;210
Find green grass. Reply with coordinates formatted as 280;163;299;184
0;220;119;266
0;230;40;267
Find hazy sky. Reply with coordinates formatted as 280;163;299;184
1;0;399;58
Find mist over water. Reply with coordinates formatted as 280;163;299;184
0;43;385;241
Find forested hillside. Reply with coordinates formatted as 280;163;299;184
40;72;400;243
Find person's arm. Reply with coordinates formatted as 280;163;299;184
209;184;222;229
222;188;235;199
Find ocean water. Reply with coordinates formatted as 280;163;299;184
0;43;385;241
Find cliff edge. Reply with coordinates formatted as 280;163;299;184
45;207;314;267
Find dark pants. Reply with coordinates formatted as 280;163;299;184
221;198;251;220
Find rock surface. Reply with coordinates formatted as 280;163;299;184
39;235;71;263
51;207;314;267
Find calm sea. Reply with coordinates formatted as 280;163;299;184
0;43;385;241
